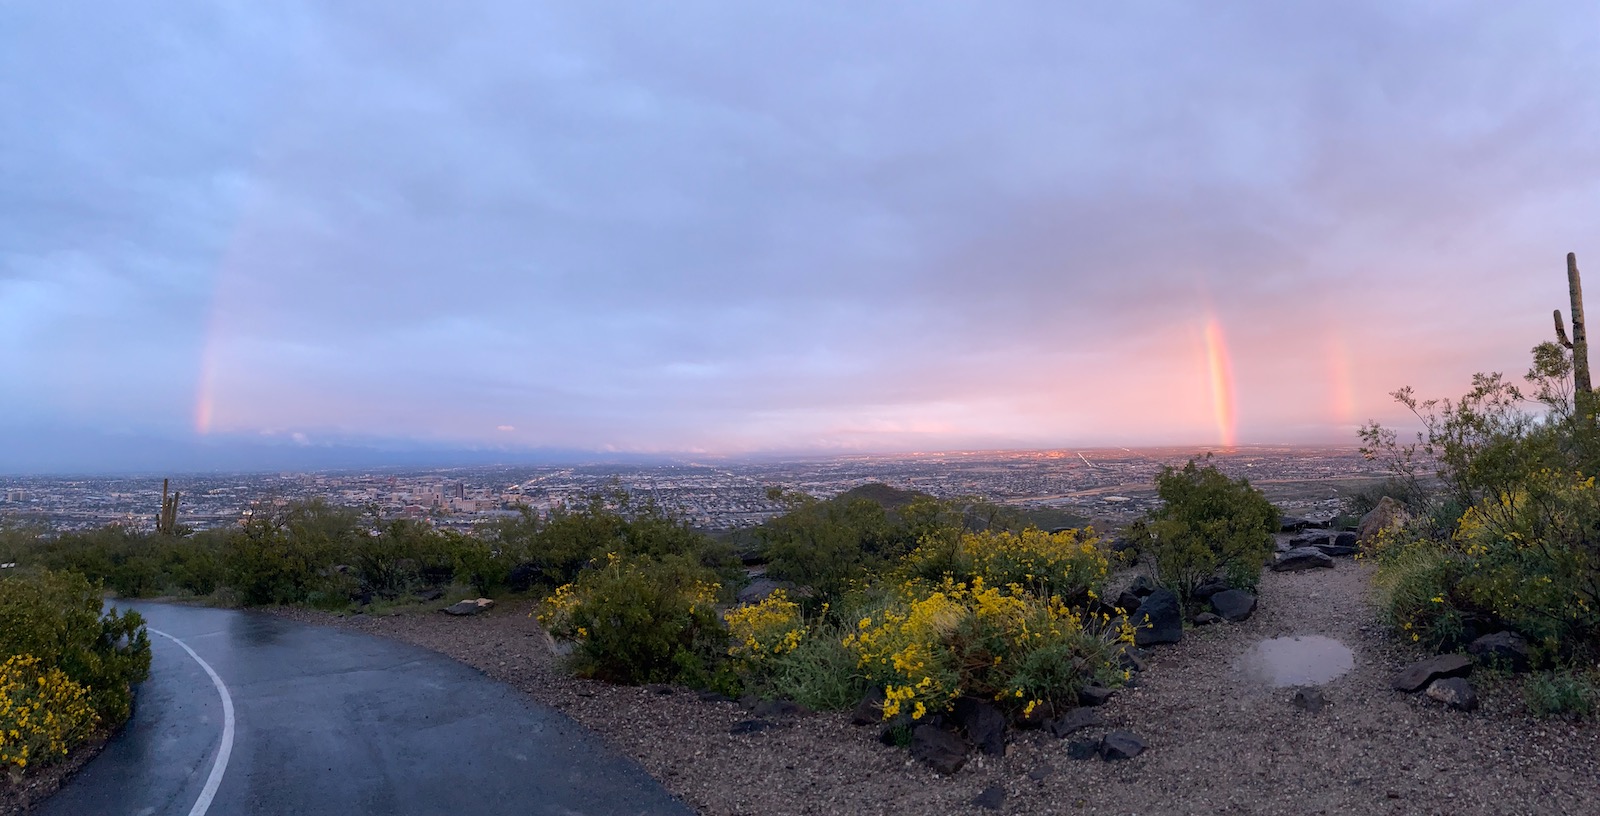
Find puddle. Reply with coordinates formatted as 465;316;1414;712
1238;635;1354;687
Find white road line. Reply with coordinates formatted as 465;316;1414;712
150;628;236;816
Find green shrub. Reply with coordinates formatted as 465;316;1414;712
758;490;913;606
1524;669;1600;719
538;554;730;688
1371;538;1477;651
0;569;150;726
1130;459;1279;605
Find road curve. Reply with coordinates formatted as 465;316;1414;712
38;602;693;816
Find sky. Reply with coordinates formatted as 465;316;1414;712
3;2;1599;473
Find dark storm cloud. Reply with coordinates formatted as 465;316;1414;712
3;1;1599;466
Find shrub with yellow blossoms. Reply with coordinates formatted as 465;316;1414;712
844;576;1133;723
724;590;806;662
1;653;99;781
900;527;1110;604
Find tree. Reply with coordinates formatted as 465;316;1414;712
1129;458;1278;606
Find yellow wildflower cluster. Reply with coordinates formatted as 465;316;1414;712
845;576;1126;721
1;654;99;778
724;590;807;660
904;527;1110;600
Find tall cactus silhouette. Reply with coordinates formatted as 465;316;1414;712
157;478;181;535
1554;252;1594;421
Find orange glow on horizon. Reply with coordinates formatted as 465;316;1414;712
1203;317;1237;447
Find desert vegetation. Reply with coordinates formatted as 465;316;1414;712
1361;253;1600;716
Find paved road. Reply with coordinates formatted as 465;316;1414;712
39;602;692;816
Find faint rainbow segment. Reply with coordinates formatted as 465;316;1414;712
1203;316;1237;447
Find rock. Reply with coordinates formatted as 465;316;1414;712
1129;575;1160;597
910;725;968;775
1393;653;1473;692
1280;516;1314;532
1290;532;1332;549
952;697;1007;756
1334;531;1358;548
851;686;887;725
1315;544;1360;557
1099;730;1146;760
1468;631;1532;672
1358;497;1410;545
1193;612;1222;626
442;598;495;616
1291;687;1326;713
645;683;674;695
752;699;811;718
972;784;1005;810
1116;646;1149;674
737;577;796;605
1067;738;1099;760
1210;589;1257;622
1272;547;1335;572
1016;700;1061;729
729;719;775;735
1425;677;1479;711
1026;765;1052;782
1045;708;1105;738
1192;578;1230;600
413;587;445;602
696;690;734;704
1132;588;1183;646
1078;685;1115;707
1114;590;1143;614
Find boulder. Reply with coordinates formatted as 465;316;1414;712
1016;700;1061;730
737;578;796;605
1468;631;1532;672
1334;531;1358;548
1393;653;1473;692
1290;533;1332;549
696;690;734;704
1078;685;1115;707
1099;730;1146;760
1358;497;1410;545
442;598;495;616
1193;612;1222;626
1280;516;1314;532
1272;548;1335;572
1424;677;1479;711
910;725;968;775
1315;544;1360;557
413;587;445;602
1066;738;1100;760
645;683;674;695
851;687;887;725
1045;708;1105;738
1291;687;1326;713
1210;589;1257;622
972;785;1005;811
1192;578;1231;600
1114;590;1143;614
1129;575;1160;597
1132;588;1183;646
952;697;1007;756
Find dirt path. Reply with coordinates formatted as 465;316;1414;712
274;561;1598;815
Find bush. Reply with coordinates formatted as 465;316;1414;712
758;491;904;606
900;527;1110;605
725;592;865;710
0;569;150;727
844;577;1133;723
1130;459;1279;605
538;554;730;689
1524;669;1600;719
0;654;99;779
1370;537;1477;652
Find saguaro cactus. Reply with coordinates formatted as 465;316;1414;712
157;478;181;535
1554;252;1595;421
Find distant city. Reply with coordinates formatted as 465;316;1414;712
0;446;1386;534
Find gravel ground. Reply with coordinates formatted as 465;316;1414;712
275;560;1598;816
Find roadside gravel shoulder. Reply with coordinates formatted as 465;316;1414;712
274;562;1599;815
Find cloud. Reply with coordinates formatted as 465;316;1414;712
3;1;1599;467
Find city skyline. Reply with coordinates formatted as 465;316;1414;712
4;3;1598;472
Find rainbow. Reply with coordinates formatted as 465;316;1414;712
1203;315;1237;447
1326;329;1356;428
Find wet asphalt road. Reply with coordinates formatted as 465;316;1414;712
38;602;692;816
